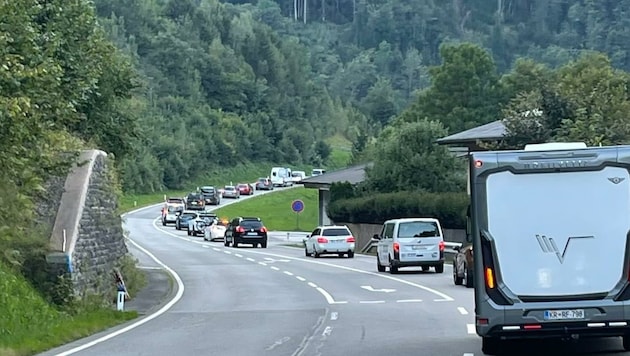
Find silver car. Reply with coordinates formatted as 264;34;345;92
304;225;355;258
222;185;240;199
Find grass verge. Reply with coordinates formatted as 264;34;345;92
0;263;137;356
213;187;318;231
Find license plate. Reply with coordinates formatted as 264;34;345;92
544;309;585;320
412;245;425;250
247;232;258;236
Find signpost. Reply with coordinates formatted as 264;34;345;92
291;199;304;230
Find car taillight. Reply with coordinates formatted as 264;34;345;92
438;241;445;251
260;227;267;232
236;226;245;233
346;236;355;243
317;237;328;243
393;242;400;252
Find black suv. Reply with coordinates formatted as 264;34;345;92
224;217;268;248
199;186;221;205
186;192;205;210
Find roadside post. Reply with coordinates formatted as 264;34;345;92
291;199;304;230
116;282;126;311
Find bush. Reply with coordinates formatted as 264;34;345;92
327;191;468;229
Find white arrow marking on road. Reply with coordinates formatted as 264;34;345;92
264;257;291;263
361;285;396;293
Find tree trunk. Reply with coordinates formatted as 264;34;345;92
304;0;307;24
294;0;298;21
321;0;325;21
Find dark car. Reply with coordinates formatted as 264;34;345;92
175;211;199;230
224;217;268;248
453;244;474;288
185;192;205;210
255;177;273;191
199;186;221;205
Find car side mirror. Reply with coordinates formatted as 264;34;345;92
175;212;181;216
453;245;460;252
372;234;381;240
305;234;310;238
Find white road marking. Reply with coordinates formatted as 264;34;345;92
467;324;476;334
246;257;255;262
322;326;333;337
53;226;185;355
136;266;162;270
202;245;210;249
270;266;280;271
283;271;294;276
224;251;232;255
458;307;469;315
434;298;451;302
361;285;396;293
295;276;306;281
308;282;318;288
234;253;243;258
359;301;385;304
396;299;423;303
315;287;348;304
330;312;338;321
258;262;267;266
212;247;221;251
463;353;474;356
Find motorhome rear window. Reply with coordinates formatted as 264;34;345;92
397;221;439;238
486;167;630;296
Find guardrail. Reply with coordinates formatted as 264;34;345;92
359;239;462;255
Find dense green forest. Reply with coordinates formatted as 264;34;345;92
93;0;630;194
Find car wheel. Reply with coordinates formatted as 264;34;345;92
261;241;267;248
162;220;166;226
453;260;464;285
435;263;444;274
347;251;354;258
389;258;398;274
304;247;310;257
465;265;474;288
233;241;239;248
224;239;229;247
187;230;191;236
376;254;386;272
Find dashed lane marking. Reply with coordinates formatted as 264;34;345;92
458;307;469;315
467;324;476;334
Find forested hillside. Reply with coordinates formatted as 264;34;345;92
97;0;630;193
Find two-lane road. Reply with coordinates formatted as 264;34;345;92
42;188;630;356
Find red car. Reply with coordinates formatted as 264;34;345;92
237;183;254;195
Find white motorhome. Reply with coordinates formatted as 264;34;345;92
468;142;630;354
270;167;292;187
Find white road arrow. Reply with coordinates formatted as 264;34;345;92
361;285;396;293
264;257;291;263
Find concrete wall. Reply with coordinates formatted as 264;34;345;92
48;150;128;298
337;222;466;252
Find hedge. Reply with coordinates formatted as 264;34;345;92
327;191;468;229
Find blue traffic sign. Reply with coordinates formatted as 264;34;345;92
291;199;304;213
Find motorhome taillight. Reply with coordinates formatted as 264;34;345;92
346;236;355;243
474;160;483;168
438;241;445;251
485;267;495;289
393;242;400;252
317;237;328;243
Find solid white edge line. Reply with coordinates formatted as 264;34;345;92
315;287;347;305
270;266;280;271
54;237;184;356
463;353;474;356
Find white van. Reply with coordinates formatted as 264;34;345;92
311;168;326;176
270;167;292;187
374;218;445;274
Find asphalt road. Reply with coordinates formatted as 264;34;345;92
41;185;630;356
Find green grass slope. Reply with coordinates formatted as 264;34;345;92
0;264;136;355
213;187;318;231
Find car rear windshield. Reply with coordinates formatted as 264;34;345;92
182;213;197;219
397;221;440;238
188;194;201;200
240;220;263;229
167;206;182;213
322;228;351;236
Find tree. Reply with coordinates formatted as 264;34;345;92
366;119;465;193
